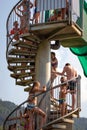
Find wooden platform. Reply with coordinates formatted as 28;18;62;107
29;20;84;47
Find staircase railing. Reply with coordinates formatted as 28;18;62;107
5;0;82;129
6;0;83;62
3;75;81;130
6;0;71;61
6;0;21;61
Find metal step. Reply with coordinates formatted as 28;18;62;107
51;97;59;107
24;86;33;92
20;33;40;43
62;118;74;124
7;57;35;63
16;79;34;86
72;114;78;118
52;124;66;129
8;48;37;56
43;108;80;130
8;65;35;72
12;40;38;49
10;72;35;79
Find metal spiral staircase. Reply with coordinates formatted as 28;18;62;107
7;34;40;90
4;0;83;130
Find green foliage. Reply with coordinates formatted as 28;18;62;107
0;126;3;130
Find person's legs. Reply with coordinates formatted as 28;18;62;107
59;103;62;116
34;107;46;128
51;68;58;83
27;110;34;130
61;8;66;19
35;12;40;23
61;101;66;116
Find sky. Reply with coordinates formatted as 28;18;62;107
0;0;87;118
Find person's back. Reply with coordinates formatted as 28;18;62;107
57;63;77;80
58;63;77;110
57;63;77;110
64;63;77;80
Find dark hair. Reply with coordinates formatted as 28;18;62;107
13;21;18;26
51;52;55;56
60;76;67;83
65;63;70;66
24;107;27;114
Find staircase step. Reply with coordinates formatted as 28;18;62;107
16;79;34;86
43;108;80;130
12;40;38;49
7;57;35;63
51;98;59;107
72;114;78;118
62;118;74;124
8;48;37;56
52;124;66;129
8;65;35;72
25;79;35;86
24;86;33;92
49;114;60;121
20;33;40;43
10;72;35;79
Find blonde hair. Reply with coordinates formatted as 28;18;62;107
33;81;40;87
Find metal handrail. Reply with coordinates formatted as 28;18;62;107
6;0;22;61
3;75;81;130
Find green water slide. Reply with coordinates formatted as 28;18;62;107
70;0;87;77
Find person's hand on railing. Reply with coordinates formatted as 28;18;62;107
42;86;46;92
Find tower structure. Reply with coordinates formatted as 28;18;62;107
4;0;87;130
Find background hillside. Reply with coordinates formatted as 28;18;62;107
73;118;87;130
0;99;17;126
0;99;87;130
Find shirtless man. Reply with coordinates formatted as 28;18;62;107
56;63;77;110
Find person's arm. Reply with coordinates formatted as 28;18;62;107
17;2;23;11
15;8;21;17
31;85;46;94
67;89;76;93
37;86;46;93
56;72;63;75
30;1;33;8
75;70;77;77
56;67;66;76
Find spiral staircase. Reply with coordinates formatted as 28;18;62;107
4;0;83;130
7;34;39;90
